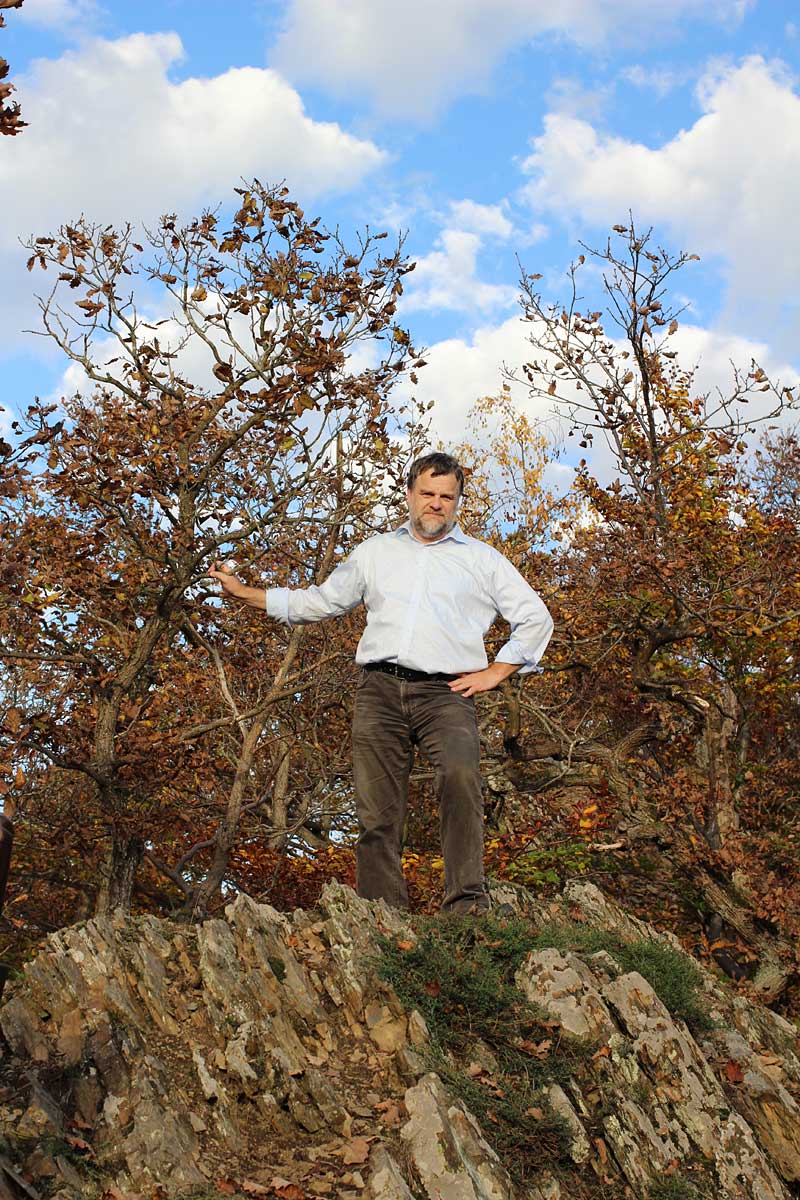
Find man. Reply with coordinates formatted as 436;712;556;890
210;451;553;914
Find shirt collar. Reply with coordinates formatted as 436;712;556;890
395;520;469;545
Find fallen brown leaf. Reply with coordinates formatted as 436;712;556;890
375;1101;401;1126
725;1060;744;1085
342;1136;372;1165
271;1182;305;1200
66;1134;94;1155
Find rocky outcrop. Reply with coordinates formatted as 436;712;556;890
0;880;798;1199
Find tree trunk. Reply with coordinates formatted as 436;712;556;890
95;829;144;915
268;735;293;850
698;682;740;850
190;717;265;917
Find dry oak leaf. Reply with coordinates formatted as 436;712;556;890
4;707;21;733
725;1060;744;1085
593;1137;608;1166
215;1182;237;1196
272;1182;305;1200
241;1182;270;1196
376;1101;402;1127
66;1134;93;1155
341;1137;372;1165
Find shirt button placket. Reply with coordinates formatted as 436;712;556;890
399;547;427;667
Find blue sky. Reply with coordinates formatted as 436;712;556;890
2;0;799;465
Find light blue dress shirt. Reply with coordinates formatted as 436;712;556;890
266;523;553;676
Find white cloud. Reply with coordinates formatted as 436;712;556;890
403;314;540;441
620;63;689;97
16;0;100;30
545;76;615;120
2;33;385;241
271;0;752;119
402;230;518;316
521;56;800;353
448;200;513;239
405;311;798;485
0;32;386;351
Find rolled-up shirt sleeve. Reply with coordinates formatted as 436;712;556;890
491;554;554;675
266;548;365;627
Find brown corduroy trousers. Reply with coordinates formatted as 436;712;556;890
351;668;489;913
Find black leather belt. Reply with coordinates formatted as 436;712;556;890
363;661;459;683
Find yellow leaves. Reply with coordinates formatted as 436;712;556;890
292;392;316;417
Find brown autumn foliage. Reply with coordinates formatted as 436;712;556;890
0;180;422;922
505;224;800;1002
0;0;25;138
1;206;798;1013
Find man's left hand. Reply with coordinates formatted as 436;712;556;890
448;663;520;698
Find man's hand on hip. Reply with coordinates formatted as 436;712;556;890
448;662;521;698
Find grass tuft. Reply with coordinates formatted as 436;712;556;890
377;913;582;1185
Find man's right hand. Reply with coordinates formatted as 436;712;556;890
208;561;245;598
208;562;268;610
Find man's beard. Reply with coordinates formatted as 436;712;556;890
411;512;454;539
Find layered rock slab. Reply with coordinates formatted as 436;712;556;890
0;880;797;1200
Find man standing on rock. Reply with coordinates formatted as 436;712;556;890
210;452;553;914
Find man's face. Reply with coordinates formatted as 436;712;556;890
406;469;460;542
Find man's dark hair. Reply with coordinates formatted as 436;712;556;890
407;452;465;497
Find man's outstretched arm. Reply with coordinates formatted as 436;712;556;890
209;550;365;625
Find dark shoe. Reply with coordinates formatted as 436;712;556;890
444;900;491;918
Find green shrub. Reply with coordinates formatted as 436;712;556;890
503;842;591;889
